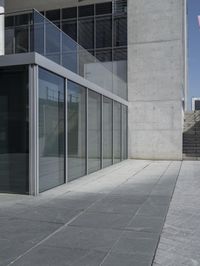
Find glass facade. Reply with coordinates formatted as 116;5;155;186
68;81;86;181
39;68;65;192
114;101;122;163
103;97;113;168
88;90;101;174
0;66;29;194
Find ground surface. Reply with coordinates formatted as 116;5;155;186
0;160;199;266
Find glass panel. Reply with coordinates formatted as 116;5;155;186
62;20;77;42
34;11;45;55
15;14;29;26
96;49;112;62
62;7;77;20
0;66;29;194
122;105;127;160
62;34;78;73
5;28;14;54
45;21;61;64
114;16;127;47
113;102;121;163
39;68;65;192
96;16;112;49
15;26;29;53
78;18;94;49
96;2;112;15
68;81;86;181
103;97;113;168
46;9;60;21
88;90;101;173
5;16;14;27
78;5;94;17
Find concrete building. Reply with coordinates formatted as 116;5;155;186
0;0;187;195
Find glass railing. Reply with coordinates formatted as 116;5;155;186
3;9;127;100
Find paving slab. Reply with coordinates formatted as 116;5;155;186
153;161;200;266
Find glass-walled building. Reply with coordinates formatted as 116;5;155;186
0;26;128;195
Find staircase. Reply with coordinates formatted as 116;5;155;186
183;111;200;160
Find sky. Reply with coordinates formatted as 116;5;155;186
188;0;200;109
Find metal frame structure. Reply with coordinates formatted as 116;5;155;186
0;52;128;195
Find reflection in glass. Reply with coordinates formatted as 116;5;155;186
0;66;29;194
88;90;101;173
114;102;121;163
46;21;61;64
96;16;112;49
39;68;65;192
15;26;29;53
122;105;128;160
78;18;94;50
68;81;86;180
103;97;113;168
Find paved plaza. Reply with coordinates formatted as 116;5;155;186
0;160;199;266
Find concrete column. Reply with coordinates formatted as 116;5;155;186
0;0;5;55
128;0;185;160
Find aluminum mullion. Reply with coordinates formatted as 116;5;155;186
29;64;39;196
101;95;103;169
86;88;88;175
65;79;68;183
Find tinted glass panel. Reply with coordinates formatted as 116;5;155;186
0;66;29;194
78;18;94;49
46;9;60;21
79;5;94;17
113;102;121;163
88;91;101;173
96;16;112;49
114;17;127;47
103;97;113;168
62;7;77;19
96;2;112;15
122;105;127;160
15;26;29;53
5;16;14;27
46;22;61;63
34;11;45;55
15;14;29;26
68;81;86;180
39;68;65;192
96;49;112;62
5;28;14;54
62;20;77;42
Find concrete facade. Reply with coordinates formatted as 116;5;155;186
128;0;185;160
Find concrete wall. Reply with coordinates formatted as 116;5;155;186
128;0;185;160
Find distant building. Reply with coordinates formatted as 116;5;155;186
192;98;200;111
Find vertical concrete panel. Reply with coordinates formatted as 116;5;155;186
128;0;185;160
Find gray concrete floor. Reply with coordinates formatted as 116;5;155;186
0;160;198;266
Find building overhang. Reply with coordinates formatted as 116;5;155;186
0;52;128;106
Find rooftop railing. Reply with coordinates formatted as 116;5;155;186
3;9;127;99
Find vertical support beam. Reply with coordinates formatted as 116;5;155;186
101;95;103;169
65;78;68;183
120;104;123;161
0;0;5;56
86;88;88;175
29;65;39;196
184;0;188;111
112;100;114;164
